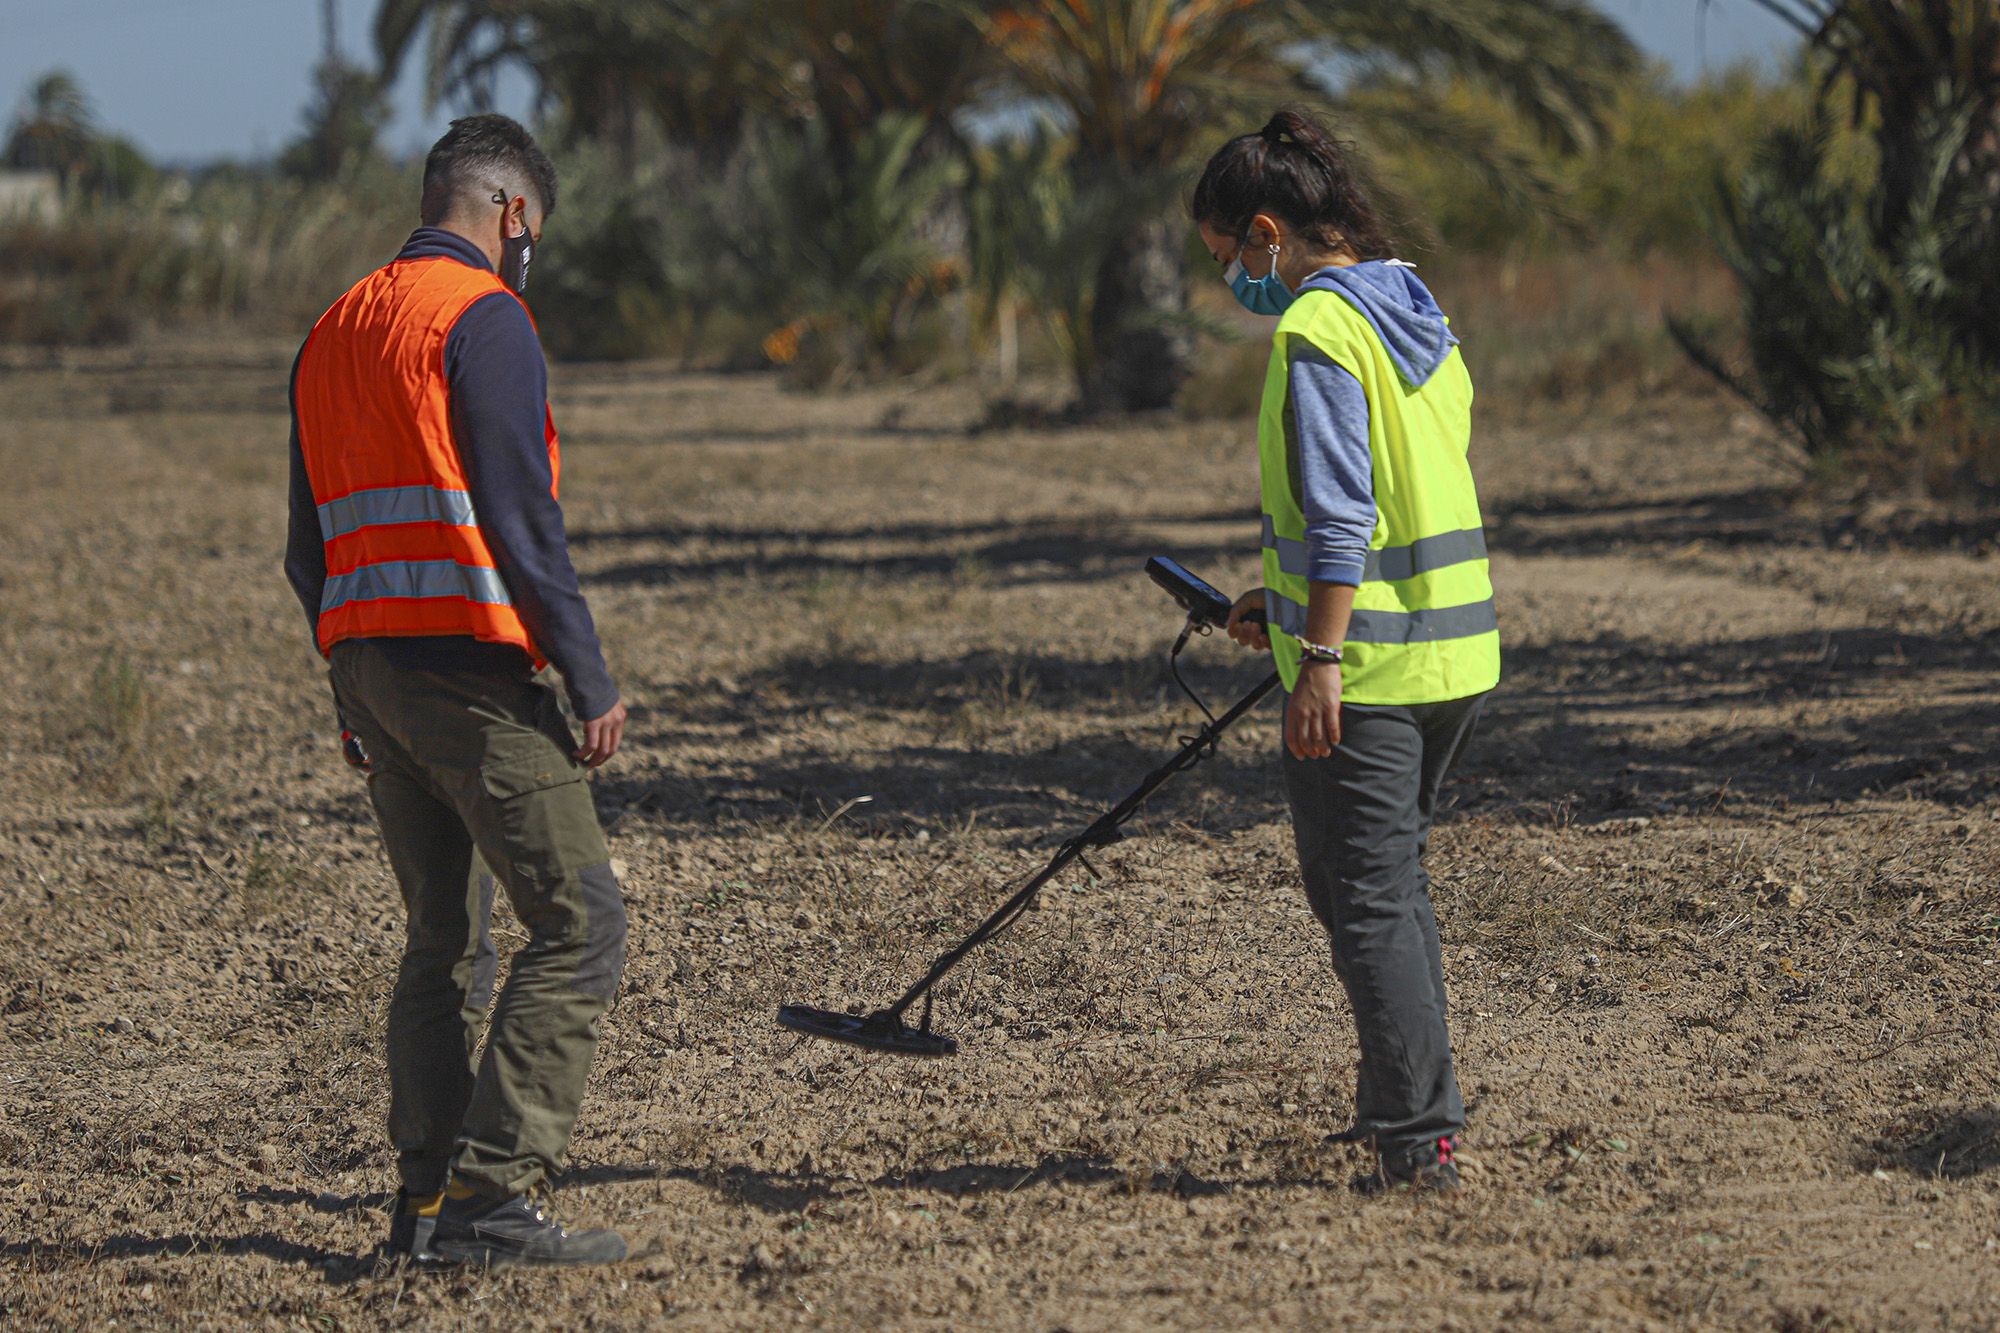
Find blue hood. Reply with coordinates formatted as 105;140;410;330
1297;261;1457;388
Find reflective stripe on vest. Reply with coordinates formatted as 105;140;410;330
320;559;513;615
1260;515;1489;583
317;484;478;542
1265;587;1498;644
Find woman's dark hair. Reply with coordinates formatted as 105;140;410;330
1190;108;1395;260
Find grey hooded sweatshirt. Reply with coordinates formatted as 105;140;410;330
1284;261;1461;587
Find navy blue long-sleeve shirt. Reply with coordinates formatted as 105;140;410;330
285;228;618;720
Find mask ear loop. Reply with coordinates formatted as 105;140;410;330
491;190;527;240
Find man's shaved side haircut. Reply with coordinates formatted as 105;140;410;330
420;114;559;227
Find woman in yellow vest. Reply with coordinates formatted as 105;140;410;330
1191;109;1501;1192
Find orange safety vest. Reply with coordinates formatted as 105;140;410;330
294;256;559;664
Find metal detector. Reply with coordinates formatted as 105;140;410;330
776;557;1282;1057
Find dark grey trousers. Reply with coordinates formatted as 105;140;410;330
1281;690;1485;1152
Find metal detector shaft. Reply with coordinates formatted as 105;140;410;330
875;668;1282;1024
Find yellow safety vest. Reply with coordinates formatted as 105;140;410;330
1257;285;1500;703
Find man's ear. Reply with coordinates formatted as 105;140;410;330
505;194;530;239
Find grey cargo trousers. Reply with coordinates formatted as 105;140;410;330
1281;691;1485;1152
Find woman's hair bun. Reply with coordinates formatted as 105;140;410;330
1261;108;1331;152
1192;106;1397;261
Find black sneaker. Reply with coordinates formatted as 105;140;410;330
428;1190;628;1268
383;1188;445;1263
1371;1135;1462;1194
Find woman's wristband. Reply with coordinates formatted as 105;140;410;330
1298;637;1344;664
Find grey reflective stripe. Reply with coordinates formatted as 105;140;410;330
1262;517;1487;582
317;485;478;542
1260;514;1309;577
1267;589;1309;637
1347;600;1498;645
1364;527;1488;582
320;560;512;614
1265;590;1497;645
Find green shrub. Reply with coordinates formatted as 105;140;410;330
723;114;963;386
1673;103;2000;491
1381;63;1806;260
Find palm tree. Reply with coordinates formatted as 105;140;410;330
4;70;98;181
371;0;1638;406
967;124;1143;389
1734;0;2000;243
731;112;965;381
374;0;985;165
1671;2;2000;481
974;0;1641;411
375;0;735;163
283;0;389;180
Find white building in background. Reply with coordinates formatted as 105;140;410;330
0;170;61;222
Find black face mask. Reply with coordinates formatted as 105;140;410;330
493;191;534;293
500;225;533;293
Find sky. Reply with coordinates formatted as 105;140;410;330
0;0;1806;166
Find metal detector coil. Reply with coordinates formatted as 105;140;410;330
776;557;1280;1058
776;1004;959;1057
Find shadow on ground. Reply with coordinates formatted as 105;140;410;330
0;1230;362;1277
1477;626;2000;814
1488;486;2000;556
1868;1105;2000;1180
576;508;1255;590
598;619;2000;841
559;1154;1347;1215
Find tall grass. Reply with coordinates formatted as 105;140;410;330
0;159;414;345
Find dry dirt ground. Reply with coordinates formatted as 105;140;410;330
1;342;1997;1330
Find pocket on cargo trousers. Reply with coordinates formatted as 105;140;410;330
475;718;604;890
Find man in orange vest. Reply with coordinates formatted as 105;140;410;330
285;115;628;1267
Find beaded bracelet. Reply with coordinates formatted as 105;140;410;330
1297;637;1344;664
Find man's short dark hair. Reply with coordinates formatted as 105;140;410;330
420;114;558;226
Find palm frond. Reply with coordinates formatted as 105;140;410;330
1296;0;1642;154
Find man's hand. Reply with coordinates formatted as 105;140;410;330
576;700;627;768
1225;588;1270;650
1285;662;1342;760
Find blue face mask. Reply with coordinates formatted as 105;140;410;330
1224;242;1293;316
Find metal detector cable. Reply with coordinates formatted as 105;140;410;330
1168;619;1218;732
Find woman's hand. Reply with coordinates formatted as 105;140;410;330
1285;662;1342;760
1225;589;1270;650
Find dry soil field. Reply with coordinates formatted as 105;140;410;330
1;342;1997;1329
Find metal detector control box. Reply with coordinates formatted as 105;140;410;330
1147;556;1263;629
1146;556;1233;627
